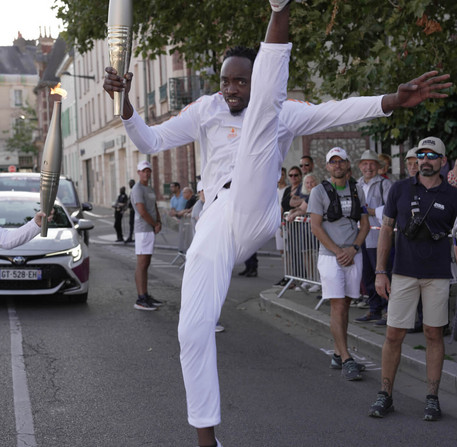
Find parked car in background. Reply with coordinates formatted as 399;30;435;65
0;192;93;303
0;173;93;244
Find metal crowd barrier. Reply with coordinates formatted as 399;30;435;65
170;215;193;269
278;216;457;315
278;214;325;309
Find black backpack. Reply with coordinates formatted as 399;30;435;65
321;178;362;222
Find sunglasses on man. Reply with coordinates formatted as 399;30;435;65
300;163;310;167
416;152;443;160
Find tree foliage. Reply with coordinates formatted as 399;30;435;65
54;0;457;155
5;105;39;155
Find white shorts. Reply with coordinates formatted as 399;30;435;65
318;253;362;299
135;232;155;255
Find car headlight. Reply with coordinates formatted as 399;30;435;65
45;244;82;262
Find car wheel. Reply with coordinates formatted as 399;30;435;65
70;292;88;304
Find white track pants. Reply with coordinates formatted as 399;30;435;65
178;42;292;428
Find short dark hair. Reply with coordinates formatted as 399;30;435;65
223;46;257;65
171;182;181;189
301;155;314;163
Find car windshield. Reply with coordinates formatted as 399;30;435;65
0;200;71;229
0;176;78;208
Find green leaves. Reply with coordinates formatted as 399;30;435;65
56;0;457;156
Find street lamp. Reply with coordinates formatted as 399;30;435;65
61;71;96;81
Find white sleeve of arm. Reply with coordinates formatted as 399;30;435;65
0;219;40;250
122;103;201;155
284;95;391;136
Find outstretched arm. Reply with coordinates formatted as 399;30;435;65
381;71;452;114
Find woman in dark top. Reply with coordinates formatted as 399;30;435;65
281;166;303;214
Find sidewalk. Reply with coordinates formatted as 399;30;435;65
259;284;457;395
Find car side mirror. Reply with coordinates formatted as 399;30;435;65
74;218;94;231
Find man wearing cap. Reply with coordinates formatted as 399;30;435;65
355;150;393;325
370;136;457;421
405;148;419;177
308;147;370;380
130;160;163;310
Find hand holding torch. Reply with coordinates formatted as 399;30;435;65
108;0;133;116
40;101;62;237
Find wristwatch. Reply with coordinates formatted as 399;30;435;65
352;244;360;252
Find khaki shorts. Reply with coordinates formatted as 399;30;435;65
387;274;450;329
135;231;155;255
317;253;362;299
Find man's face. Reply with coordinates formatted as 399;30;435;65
326;156;349;179
417;149;445;177
220;56;252;115
300;157;314;174
138;168;151;184
183;189;192;200
406;157;419;177
170;184;178;194
359;160;379;181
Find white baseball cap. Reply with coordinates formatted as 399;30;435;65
137;160;152;171
405;148;418;160
416;137;446;156
326;147;348;163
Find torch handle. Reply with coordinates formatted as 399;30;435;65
108;25;132;117
41;215;48;238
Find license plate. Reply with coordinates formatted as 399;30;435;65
0;269;42;280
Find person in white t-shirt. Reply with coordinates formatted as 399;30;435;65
103;1;452;444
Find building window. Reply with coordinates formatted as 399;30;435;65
14;90;23;107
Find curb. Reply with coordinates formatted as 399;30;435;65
259;288;457;395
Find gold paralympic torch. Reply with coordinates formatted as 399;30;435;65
108;0;133;116
40;99;62;237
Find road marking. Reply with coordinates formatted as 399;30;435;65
8;303;37;447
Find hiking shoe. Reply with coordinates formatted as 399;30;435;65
369;391;394;418
330;354;366;372
146;295;163;307
355;312;381;323
424;395;441;421
134;298;158;311
341;358;362;381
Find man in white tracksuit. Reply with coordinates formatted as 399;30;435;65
103;2;452;445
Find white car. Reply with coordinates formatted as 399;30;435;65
0;192;93;302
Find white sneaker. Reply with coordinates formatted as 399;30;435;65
270;0;302;12
308;284;321;293
270;0;291;12
215;322;225;333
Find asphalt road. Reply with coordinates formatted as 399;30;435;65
1;212;457;446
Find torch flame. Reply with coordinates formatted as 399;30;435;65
50;83;67;98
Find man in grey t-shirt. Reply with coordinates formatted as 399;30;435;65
308;147;370;381
130;160;163;310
